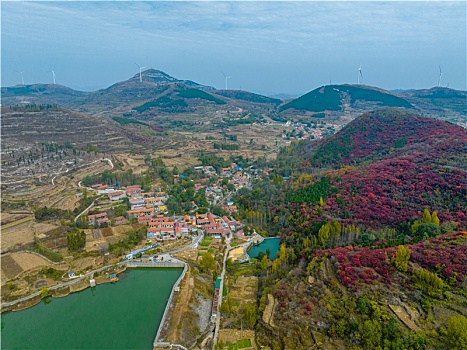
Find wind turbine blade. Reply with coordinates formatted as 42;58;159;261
221;71;226;78
135;62;140;69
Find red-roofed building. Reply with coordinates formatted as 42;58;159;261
114;216;126;226
107;190;126;201
125;185;141;196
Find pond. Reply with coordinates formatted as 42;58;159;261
1;268;182;350
247;237;280;260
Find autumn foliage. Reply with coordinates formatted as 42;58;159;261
312;232;467;287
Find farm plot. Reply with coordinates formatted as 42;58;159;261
1;216;34;253
1;255;24;280
11;252;60;272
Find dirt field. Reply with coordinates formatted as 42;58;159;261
1;216;35;253
1;255;23;280
113;153;148;174
11;252;55;271
70;256;96;272
0;213;30;225
35;222;62;236
229;275;258;305
218;329;257;350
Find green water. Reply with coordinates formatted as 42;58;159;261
247;237;280;260
1;268;182;350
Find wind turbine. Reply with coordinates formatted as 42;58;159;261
357;62;363;85
48;70;56;85
221;71;231;90
134;63;146;83
438;66;443;87
15;70;25;86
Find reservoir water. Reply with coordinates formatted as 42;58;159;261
1;268;182;350
247;237;280;260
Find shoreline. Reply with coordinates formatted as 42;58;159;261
153;261;188;347
1;265;127;314
2;262;188;349
244;236;280;261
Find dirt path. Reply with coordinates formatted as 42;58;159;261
262;294;277;328
389;304;420;330
166;268;195;344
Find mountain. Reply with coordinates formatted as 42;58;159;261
2;74;464;126
279;84;412;115
213;90;282;105
400;87;467;115
286;108;467;229
0;84;90;106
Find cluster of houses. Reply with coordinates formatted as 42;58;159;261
87;183;168;228
282;120;342;141
86;160;255;242
87;211;126;227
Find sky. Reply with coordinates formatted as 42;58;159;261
1;1;466;96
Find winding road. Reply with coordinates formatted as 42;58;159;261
52;157;114;186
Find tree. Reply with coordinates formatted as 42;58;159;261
66;230;86;251
421;208;432;223
243;303;257;328
446;315;467;349
279;243;287;261
360;319;382;349
394;245;411;272
259;255;269;271
41;287;50;298
318;223;331;246
431;211;440;226
199;252;216;272
220;294;233;316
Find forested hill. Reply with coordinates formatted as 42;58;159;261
237;108;466;241
237;111;467;350
309;108;467;168
281;109;467;230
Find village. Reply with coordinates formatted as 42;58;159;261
75;161;263;264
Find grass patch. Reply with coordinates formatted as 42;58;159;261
200;240;211;247
33;244;63;263
231;242;238;247
204;236;214;241
208;248;215;253
232;263;256;277
237;339;252;348
227;343;238;350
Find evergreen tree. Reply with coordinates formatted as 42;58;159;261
431;211;440;226
394;245;411;272
421;208;432;223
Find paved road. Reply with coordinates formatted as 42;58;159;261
73;195;104;224
212;233;232;348
1;261;126;308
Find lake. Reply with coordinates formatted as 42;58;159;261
247;237;280;260
1;268;182;350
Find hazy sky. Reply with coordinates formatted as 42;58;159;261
2;1;466;96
